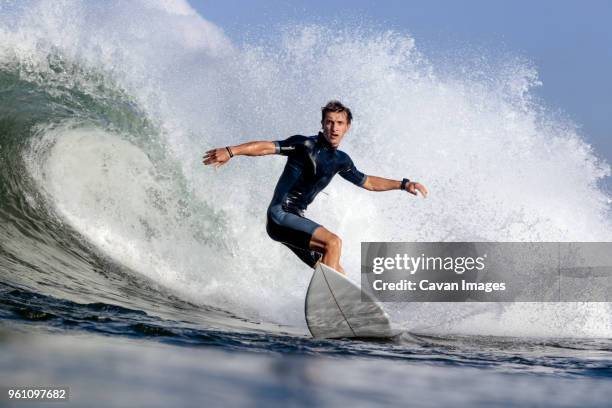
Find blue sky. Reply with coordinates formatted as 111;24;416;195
190;0;612;169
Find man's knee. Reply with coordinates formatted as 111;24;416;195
325;233;342;252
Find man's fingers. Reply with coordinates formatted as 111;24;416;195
203;148;221;161
416;184;428;198
406;183;428;197
203;156;219;165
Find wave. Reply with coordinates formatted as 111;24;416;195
1;0;611;338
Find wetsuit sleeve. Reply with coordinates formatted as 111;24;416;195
273;135;308;157
338;154;367;187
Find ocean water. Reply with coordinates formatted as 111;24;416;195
0;1;611;406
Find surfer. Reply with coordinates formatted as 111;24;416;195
203;101;428;275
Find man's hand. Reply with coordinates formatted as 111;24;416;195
405;181;428;197
202;148;231;169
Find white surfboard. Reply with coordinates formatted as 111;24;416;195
305;262;396;339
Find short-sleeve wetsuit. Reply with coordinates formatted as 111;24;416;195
266;132;367;267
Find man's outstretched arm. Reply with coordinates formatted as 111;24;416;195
202;141;276;168
363;176;428;197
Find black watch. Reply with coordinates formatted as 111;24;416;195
400;178;410;190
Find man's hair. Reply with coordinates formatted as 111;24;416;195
321;100;353;124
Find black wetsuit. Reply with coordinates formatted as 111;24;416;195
266;132;367;267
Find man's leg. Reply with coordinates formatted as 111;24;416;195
267;206;325;269
309;226;345;274
266;205;344;274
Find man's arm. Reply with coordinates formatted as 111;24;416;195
363;175;428;197
202;141;276;168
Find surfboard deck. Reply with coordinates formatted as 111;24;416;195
305;262;397;339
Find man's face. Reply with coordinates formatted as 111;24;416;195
322;111;351;148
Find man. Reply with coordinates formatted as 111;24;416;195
203;101;428;275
